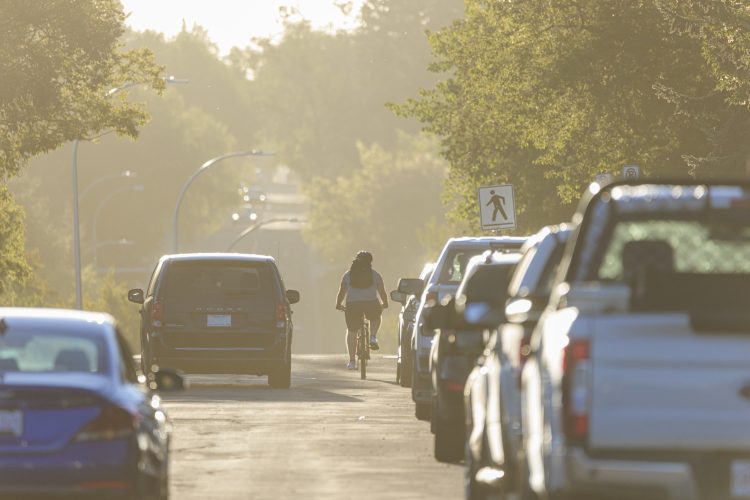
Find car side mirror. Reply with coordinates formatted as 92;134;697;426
150;368;187;392
128;288;144;304
390;290;407;305
286;289;300;304
397;278;424;297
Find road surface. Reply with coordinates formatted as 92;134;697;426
162;354;463;499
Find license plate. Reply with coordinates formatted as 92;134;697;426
207;314;231;327
0;410;22;437
731;460;750;497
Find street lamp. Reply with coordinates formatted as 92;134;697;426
172;150;274;252
71;76;188;309
226;218;304;252
91;185;144;268
79;169;137;203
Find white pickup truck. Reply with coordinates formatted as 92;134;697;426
522;181;750;500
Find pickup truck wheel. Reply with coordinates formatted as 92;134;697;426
434;416;464;463
268;349;291;389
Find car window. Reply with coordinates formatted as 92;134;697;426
597;220;750;280
160;260;279;301
463;264;515;305
438;249;486;284
0;330;108;374
146;260;163;297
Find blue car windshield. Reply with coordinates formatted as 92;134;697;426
0;330;108;374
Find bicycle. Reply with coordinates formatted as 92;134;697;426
357;318;371;380
338;306;371;380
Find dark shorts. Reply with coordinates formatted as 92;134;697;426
345;300;382;331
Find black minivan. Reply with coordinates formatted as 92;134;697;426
128;253;300;388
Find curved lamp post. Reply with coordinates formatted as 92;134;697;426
79;169;137;203
72;76;188;309
226;218;304;252
172;150;274;252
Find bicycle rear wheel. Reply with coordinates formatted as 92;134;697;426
360;322;369;380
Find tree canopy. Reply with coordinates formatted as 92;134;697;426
0;0;164;177
397;0;750;230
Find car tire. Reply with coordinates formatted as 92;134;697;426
434;416;464;463
268;348;291;389
400;342;413;388
415;402;431;421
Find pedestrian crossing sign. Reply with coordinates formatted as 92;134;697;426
478;184;516;231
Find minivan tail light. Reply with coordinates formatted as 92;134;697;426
562;339;590;445
276;304;286;329
74;405;137;442
151;300;163;327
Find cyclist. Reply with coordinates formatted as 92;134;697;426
335;251;388;370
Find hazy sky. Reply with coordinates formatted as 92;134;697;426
121;0;365;55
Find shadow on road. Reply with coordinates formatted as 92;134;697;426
161;385;362;403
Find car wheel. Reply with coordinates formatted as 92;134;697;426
415;402;431;421
400;343;413;388
268;348;291;389
434;416;464;463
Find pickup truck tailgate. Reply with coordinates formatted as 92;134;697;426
589;313;750;451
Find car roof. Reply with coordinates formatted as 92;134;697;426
444;236;528;249
466;251;522;271
0;308;116;335
159;252;276;264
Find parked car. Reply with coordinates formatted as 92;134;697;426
0;308;184;498
464;224;571;499
390;263;435;388
428;250;521;463
128;253;300;388
411;237;527;421
523;181;750;499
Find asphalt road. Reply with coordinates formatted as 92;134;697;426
161;354;463;500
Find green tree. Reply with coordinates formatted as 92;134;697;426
305;133;447;279
236;0;464;179
654;0;750;174
397;0;750;230
0;0;164;177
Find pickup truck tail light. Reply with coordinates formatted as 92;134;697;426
562;339;590;445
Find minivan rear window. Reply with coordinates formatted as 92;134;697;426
160;261;278;301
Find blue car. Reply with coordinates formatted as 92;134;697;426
0;308;185;499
